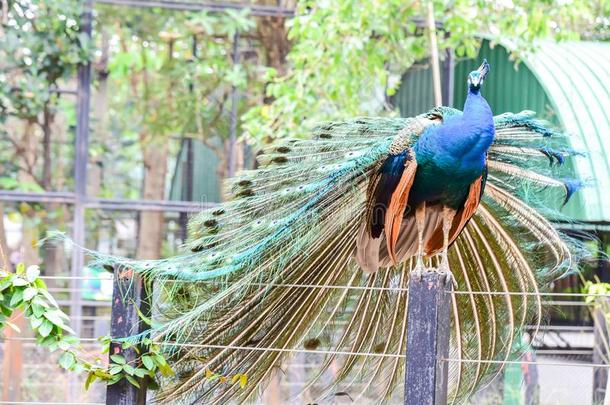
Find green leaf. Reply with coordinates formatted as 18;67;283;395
108;375;122;385
0;279;12;292
153;353;167;366
93;369;114;379
60;323;76;335
25;265;40;282
109;365;123;375
43;310;66;327
38;319;53;337
31;303;45;317
133;368;147;378
15;263;25;275
39;289;59;308
62;335;80;345
123;364;136;375
158;363;174;377
23;287;37;301
110;354;126;365
0;177;19;189
30;316;43;329
84;372;97;390
32;296;49;308
34;278;47;290
141;355;154;370
58;339;72;351
58;351;76;370
133;302;152;326
12;277;28;287
125;375;140;388
9;289;24;307
6;320;21;333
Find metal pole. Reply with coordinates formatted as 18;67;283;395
227;31;240;178
404;271;452;404
593;299;610;403
68;1;92;400
72;0;93;341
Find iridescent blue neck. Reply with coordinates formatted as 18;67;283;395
463;87;490;118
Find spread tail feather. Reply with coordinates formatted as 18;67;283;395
69;109;589;404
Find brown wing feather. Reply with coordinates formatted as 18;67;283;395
425;176;483;254
384;158;418;264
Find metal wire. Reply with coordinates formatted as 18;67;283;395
525;325;594;331
0;401;103;405
160;341;405;358
531;349;593;355
0;337;100;342
36;276;610;299
40;276;111;281
3;338;605;369
442;357;610;368
541;300;592;307
450;290;610;298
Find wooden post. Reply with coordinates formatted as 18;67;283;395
593;298;610;404
404;271;452;404
106;266;149;405
2;312;24;402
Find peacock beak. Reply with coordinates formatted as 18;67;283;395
477;59;490;81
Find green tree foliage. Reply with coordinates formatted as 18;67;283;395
242;0;605;144
98;7;260;164
0;0;90;122
0;0;90;194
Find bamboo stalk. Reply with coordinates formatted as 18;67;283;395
426;1;442;107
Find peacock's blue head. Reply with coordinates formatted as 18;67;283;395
467;59;490;92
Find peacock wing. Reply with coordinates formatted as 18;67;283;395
356;110;447;272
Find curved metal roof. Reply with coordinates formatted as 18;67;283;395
394;39;609;223
521;41;610;223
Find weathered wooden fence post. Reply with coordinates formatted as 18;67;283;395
592;297;610;403
404;271;452;404
106;266;149;405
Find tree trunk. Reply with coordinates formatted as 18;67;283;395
256;6;291;104
135;140;168;260
256;2;291;75
88;28;110;199
45;102;69;287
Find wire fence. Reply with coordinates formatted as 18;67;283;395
3;273;608;404
37;275;610;298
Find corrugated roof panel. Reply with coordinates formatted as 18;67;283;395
392;39;610;222
523;41;610;222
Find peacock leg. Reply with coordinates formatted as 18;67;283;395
439;206;457;279
412;202;426;280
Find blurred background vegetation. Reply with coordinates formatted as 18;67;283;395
0;0;608;402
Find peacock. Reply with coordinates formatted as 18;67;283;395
84;60;585;403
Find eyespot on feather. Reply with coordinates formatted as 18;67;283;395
303;338;320;350
203;219;218;228
236;189;255;198
272;156;288;163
